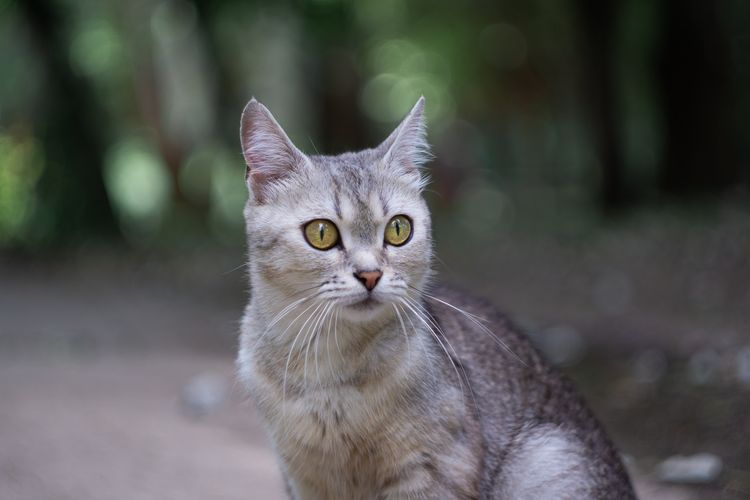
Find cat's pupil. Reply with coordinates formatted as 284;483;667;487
395;221;401;235
319;225;325;241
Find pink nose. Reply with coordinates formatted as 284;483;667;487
354;270;382;291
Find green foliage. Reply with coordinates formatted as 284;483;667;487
0;134;44;245
1;0;748;252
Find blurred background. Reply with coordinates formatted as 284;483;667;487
1;0;749;498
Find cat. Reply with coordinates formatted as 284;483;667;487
236;97;635;499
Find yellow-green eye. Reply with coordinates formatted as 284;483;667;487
304;219;339;250
384;215;412;246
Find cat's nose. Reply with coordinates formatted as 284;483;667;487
354;270;382;291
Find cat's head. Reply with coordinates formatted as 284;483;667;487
240;97;433;322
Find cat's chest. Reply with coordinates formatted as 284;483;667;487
272;385;392;450
274;388;425;498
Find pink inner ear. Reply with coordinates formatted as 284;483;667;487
240;99;305;202
379;97;431;173
243;148;296;202
247;170;272;203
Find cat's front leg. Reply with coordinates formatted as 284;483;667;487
286;477;326;500
378;466;474;500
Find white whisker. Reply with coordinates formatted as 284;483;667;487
302;302;331;390
401;296;479;412
283;301;325;407
251;292;320;350
392;303;411;365
325;304;337;381
399;298;467;402
409;286;527;367
305;302;332;387
333;306;344;365
222;262;248;275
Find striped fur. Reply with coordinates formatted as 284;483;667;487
236;99;635;499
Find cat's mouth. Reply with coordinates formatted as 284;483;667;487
347;296;380;310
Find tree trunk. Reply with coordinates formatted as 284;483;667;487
19;0;118;247
577;0;629;211
657;0;739;195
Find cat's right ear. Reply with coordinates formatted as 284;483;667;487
240;98;307;203
377;96;431;190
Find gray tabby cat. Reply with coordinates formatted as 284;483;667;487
236;97;635;500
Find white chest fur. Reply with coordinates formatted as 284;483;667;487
238;314;447;499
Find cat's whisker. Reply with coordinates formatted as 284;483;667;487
299;305;321;391
222;262;249;275
396;301;424;377
398;302;440;387
287;282;330;300
401;296;479;408
411;298;481;414
267;293;318;329
392;303;412;366
276;300;321;365
307;135;322;155
315;304;334;383
408;285;527;367
324;304;337;382
399;298;464;396
433;255;452;273
316;303;336;387
301;301;330;390
402;296;479;406
407;285;489;322
251;292;321;351
304;302;333;388
333;306;344;365
398;298;470;405
283;301;326;407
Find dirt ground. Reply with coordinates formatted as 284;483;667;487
0;352;711;500
0;245;747;499
0;354;285;500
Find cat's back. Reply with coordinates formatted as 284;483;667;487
426;284;635;499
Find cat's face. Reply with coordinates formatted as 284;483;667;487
241;98;432;322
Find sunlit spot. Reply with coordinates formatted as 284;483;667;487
104;138;171;237
68;19;123;78
0;133;44;244
361;38;454;126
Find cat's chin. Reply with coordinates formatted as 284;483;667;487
339;296;389;322
348;296;378;309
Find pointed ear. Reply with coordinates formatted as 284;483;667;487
378;96;431;187
240;98;307;203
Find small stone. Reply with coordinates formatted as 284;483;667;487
687;348;720;385
657;453;723;484
736;346;750;385
620;453;637;473
180;372;229;418
631;349;667;384
539;325;586;367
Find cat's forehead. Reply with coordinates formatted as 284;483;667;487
313;150;417;199
311;151;379;194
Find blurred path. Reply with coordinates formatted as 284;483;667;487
0;353;710;500
0;354;285;500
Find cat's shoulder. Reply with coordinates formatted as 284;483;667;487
426;282;517;331
423;282;542;365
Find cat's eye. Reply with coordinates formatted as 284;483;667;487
384;215;412;246
303;219;339;250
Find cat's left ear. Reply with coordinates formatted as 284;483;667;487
378;96;431;188
240;98;309;203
